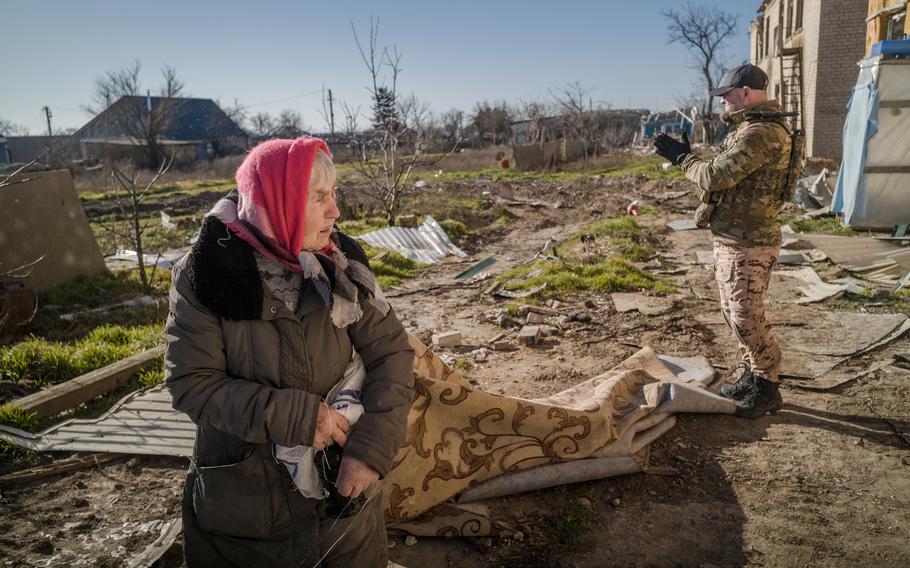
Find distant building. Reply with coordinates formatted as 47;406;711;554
2;135;80;165
73;95;249;164
640;111;693;142
749;0;867;158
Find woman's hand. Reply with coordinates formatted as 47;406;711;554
335;456;379;499
312;403;350;450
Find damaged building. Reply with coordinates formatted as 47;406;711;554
749;0;868;158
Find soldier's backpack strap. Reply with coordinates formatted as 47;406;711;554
743;111;804;202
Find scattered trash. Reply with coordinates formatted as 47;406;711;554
359;216;467;264
470;348;489;363
667;219;699;231
159;211;176;231
806;233;910;285
771;267;848;304
794;168;836;209
105;248;187;270
454;257;497;281
58;295;160;321
626;199;640;216
432;331;462;348
413;180;427;189
404;535;418;547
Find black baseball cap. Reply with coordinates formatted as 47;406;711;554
710;64;769;97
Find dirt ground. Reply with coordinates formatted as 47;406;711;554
1;174;908;567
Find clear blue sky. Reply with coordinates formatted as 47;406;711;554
1;0;762;134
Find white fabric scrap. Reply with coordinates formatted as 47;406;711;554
274;355;366;498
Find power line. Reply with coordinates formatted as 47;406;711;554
247;89;323;108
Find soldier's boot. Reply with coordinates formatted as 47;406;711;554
720;362;753;400
734;376;783;419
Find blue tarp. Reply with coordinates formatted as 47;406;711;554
832;60;880;225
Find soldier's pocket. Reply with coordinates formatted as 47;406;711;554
725;257;751;303
192;450;273;539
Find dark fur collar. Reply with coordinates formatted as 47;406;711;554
185;205;371;321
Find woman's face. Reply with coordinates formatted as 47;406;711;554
300;178;340;251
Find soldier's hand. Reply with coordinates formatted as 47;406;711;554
654;132;691;166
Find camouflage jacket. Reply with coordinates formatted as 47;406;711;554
681;100;791;246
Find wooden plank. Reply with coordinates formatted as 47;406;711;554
0;453;127;485
10;345;166;418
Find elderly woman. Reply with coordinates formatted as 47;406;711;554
164;137;414;567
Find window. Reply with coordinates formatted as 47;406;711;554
795;0;803;31
786;0;794;37
765;17;771;57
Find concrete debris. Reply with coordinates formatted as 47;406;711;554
584;299;597;309
397;214;419;228
526;312;546;324
518;326;542;346
432;331;462;348
566;311;592;323
611;293;676;316
471;348;489;363
539;325;559;337
490;340;512;351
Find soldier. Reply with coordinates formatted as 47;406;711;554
654;64;792;419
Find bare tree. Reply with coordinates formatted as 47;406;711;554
663;2;738;143
440;109;465;146
468;101;513;146
550;81;596;158
343;18;455;225
0;118;30;136
516;99;553;144
250;112;275;138
86;60;186;168
95;157;172;295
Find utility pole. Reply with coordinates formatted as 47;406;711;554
42;106;53;136
327;89;336;135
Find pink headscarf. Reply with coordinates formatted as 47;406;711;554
229;137;333;271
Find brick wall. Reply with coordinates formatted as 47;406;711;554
750;0;866;158
810;0;867;158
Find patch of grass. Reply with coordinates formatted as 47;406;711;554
454;358;472;371
503;304;521;318
0;405;39;431
40;269;171;310
439;219;470;243
0;324;163;387
337;217;388;237
786;215;861;236
360;244;424;289
556;217;654;261
79;178;235;202
554;500;591;544
137;360;165;389
497;257;675;298
889;289;910;315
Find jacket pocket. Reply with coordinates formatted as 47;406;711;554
192;449;273;539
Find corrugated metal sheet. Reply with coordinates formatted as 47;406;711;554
358;216;467;264
0;386;195;457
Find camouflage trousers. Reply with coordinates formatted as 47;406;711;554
712;242;782;382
